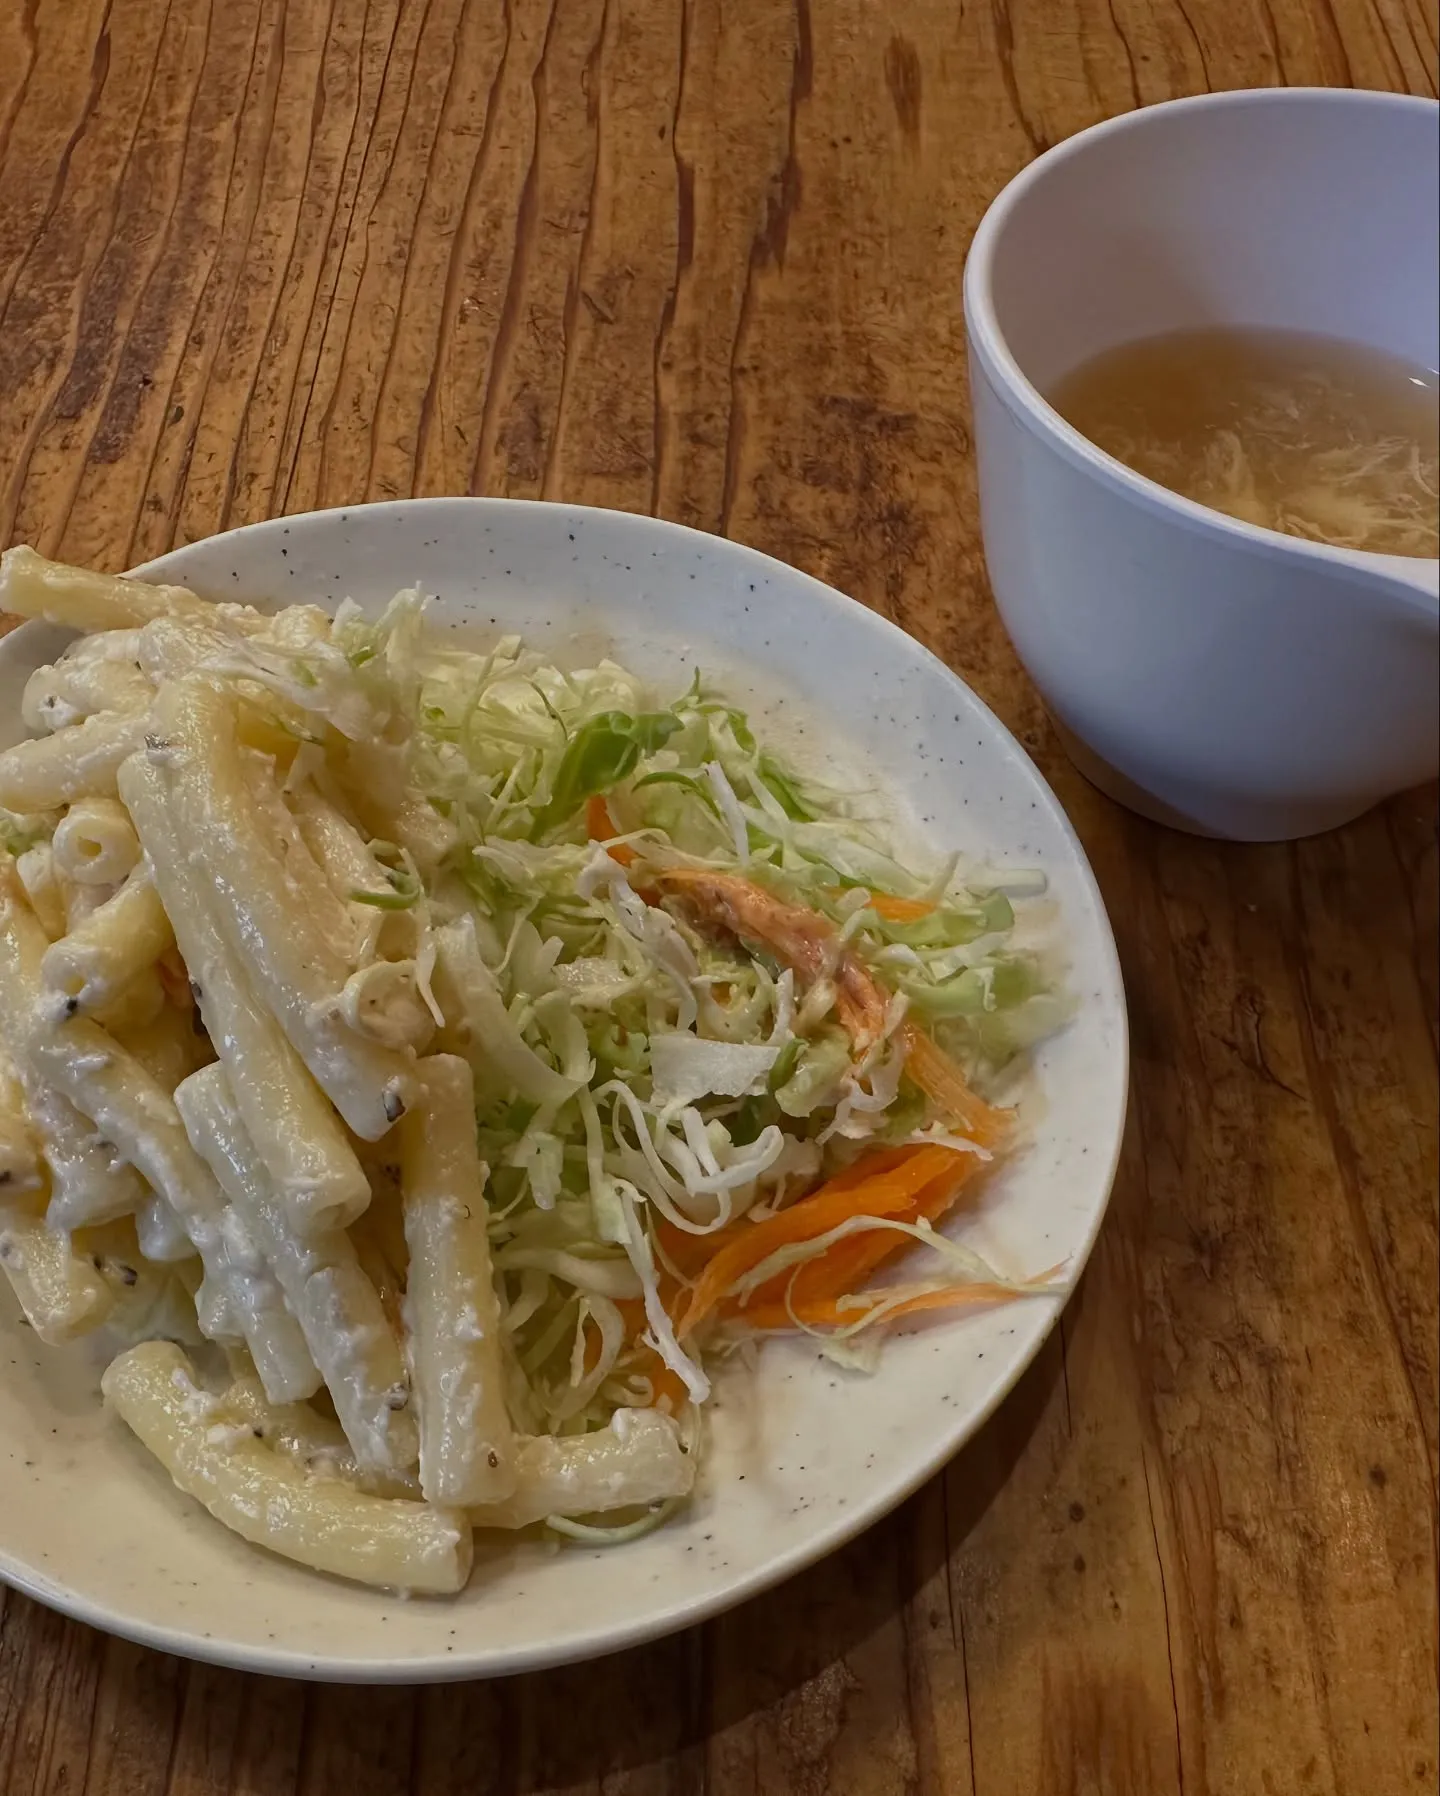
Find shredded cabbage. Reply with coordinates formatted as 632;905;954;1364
160;591;1067;1481
356;608;1065;1445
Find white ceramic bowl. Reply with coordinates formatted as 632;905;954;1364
966;88;1440;842
0;499;1127;1680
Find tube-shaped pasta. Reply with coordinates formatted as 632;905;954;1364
1;857;312;1393
52;796;141;887
117;1002;209;1094
466;1410;694;1530
135;1189;200;1263
0;866;145;1230
59;869;116;935
214;1206;322;1404
0;1208;115;1343
217;1379;694;1530
136;614;239;682
15;845;66;940
138;620;333;772
39;861;175;1016
290;781;390;899
240;761;358;954
35;1038;312;1392
26;1015;313;1387
215;1377;422;1500
336;960;435;1054
289;784;432;1032
22;645;152;734
0;1124;41;1199
434;916;576;1107
0;546;214;633
336;756;456;875
64;628;146;663
0;707;152;812
136;607;328;685
387;794;457;874
120;756;373;1231
152;682;414;1138
101;1343;471;1594
399;1055;515;1505
89;968;167;1036
289;783;416;954
0;1126;41;1200
0;1048;43;1198
25;1078;146;1231
175;1064;418;1476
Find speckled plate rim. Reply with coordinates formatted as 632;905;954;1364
0;499;1128;1681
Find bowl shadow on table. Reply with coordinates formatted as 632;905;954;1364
177;1311;1068;1791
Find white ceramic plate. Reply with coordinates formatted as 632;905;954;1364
0;499;1127;1681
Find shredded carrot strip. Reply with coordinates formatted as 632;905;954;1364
735;1149;984;1313
585;794;636;866
650;1360;691;1413
626;1342;689;1412
808;1145;917;1195
579;1313;606;1373
868;892;937;922
615;1297;647;1336
656;1217;749;1279
656;868;891;1051
656;1149;918;1283
653;870;1009;1148
615;1294;693;1411
903;1025;1008;1148
824;886;936;923
674;1145;965;1340
655;1147;921;1282
731;1281;1023;1334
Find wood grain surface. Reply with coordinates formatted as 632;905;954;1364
1;2;1436;1791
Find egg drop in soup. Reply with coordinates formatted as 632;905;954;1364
1049;327;1439;559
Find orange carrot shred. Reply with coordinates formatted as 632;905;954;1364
810;1144;917;1195
736;1149;984;1313
903;1025;1009;1148
617;1295;692;1411
674;1145;965;1340
868;892;937;922
652;870;1010;1149
586;795;636;866
615;1297;648;1337
657;869;890;1051
731;1281;1022;1334
655;1147;921;1282
628;1342;689;1413
822;886;936;923
656;1217;751;1278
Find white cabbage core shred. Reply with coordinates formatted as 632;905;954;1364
704;761;750;863
649;1033;780;1105
767;968;795;1044
819;992;910;1145
578;846;700;1029
612;1179;709;1405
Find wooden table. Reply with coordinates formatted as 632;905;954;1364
1;3;1436;1791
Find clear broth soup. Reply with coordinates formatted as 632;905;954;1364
1049;327;1439;559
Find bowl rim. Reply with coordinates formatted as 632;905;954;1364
962;86;1440;612
0;498;1130;1679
